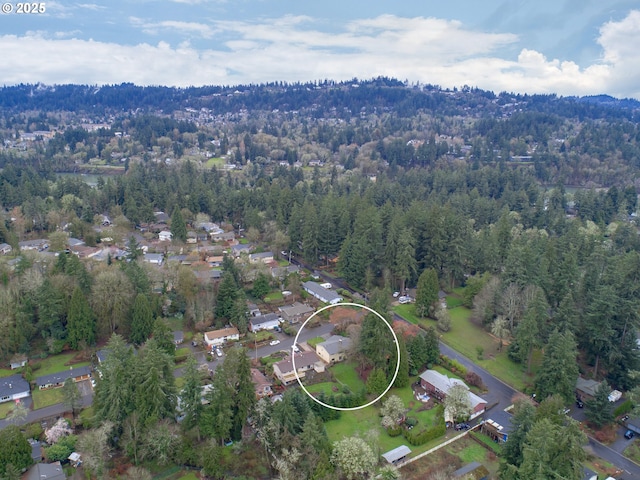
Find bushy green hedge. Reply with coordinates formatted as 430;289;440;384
387;425;403;437
403;405;446;446
614;399;633;417
438;355;468;376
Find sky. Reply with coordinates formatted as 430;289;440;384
1;0;640;99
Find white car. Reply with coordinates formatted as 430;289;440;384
216;348;223;357
270;340;280;346
393;291;400;298
292;344;300;353
398;296;411;304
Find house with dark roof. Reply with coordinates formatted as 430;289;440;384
9;353;27;370
452;462;490;479
0;242;12;254
302;281;343;305
0;374;30;403
249;251;274;264
279;302;314;324
173;331;184;345
249;313;281;332
144;253;164;265
316;335;352;364
24;462;66;480
35;366;92;390
576;377;601;402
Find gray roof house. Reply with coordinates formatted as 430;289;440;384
279;302;314;323
0;374;30;403
173;331;184;345
24;462;66;480
576;377;601;401
0;242;12;254
316;335;352;364
144;253;164;265
302;281;343;305
249;313;281;332
36;365;92;389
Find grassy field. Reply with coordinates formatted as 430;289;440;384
33;353;90;377
307;382;338;395
393;304;536;391
332;362;365;392
264;291;284;303
32;387;65;409
204;157;225;169
0;368;16;378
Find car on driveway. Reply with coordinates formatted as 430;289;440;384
576;400;584;408
270;340;280;346
292;344;300;352
625;429;635;439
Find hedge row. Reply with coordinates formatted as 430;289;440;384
438;354;468;376
403;405;446;446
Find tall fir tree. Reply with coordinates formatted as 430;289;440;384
67;287;95;350
415;268;439;318
130;293;154;345
171;207;187;243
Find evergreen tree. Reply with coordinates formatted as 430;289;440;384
215;272;240;322
180;354;203;432
67;287;95;350
152;320;176;356
366;368;387;396
415;268;438;318
62;377;82;419
171;207;187;243
252;273;271;299
585;381;614;428
534;330;579;404
0;425;32;476
130;294;154;345
393;335;409;388
500;399;536;472
135;338;177;426
393;227;417;295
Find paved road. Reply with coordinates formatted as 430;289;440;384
0;391;93;430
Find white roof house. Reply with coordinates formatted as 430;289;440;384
302;281;343;305
159;230;173;242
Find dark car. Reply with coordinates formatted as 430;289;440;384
625;429;635;439
576;400;584;408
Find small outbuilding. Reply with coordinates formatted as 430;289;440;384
381;445;411;465
452;461;490;479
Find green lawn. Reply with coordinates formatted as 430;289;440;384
33;353;90;377
32;387;65;409
307;382;339;395
394;304;534;391
177;473;199;480
204;157;225;168
264;291;284;303
332;362;365;392
306;336;325;348
175;347;190;357
0;402;14;419
0;368;15;378
325;378;444;455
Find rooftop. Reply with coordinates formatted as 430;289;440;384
381;445;411;464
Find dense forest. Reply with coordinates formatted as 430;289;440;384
1;79;640;479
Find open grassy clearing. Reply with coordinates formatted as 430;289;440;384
0;368;15;378
264;291;284;303
0;402;14;419
393;304;538;391
33;353;90;377
32;387;64;409
204;157;225;169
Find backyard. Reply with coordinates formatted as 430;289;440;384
31;352;91;377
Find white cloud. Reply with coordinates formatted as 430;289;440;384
130;17;217;39
1;12;639;99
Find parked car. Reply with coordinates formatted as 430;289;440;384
270;340;280;346
575;400;584;408
216;348;223;357
393;291;400;298
292;344;300;353
455;423;470;430
625;429;635;439
398;296;411;304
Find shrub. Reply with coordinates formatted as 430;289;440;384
614;399;633;418
403;406;446;446
465;371;485;390
387;425;402;437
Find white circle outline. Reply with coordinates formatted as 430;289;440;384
292;302;400;411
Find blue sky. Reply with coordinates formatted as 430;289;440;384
1;1;640;99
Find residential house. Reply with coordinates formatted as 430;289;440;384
67;237;85;248
9;354;27;370
576;377;601;402
204;327;240;349
211;231;236;242
194;269;222;283
196;221;220;232
28;438;42;463
70;245;101;259
249;251;274;264
316;335;352;364
18;239;48;251
271;264;300;279
186;231;198;244
249;313;281;332
247;303;262;317
279;302;314;324
24;462;66;480
159;230;173;242
381;445;411;465
144;253;164;265
173;331;184;345
0;242;12;254
273;351;325;385
231;244;253;256
302;281;343;305
625;416;640;435
419;369;487;419
154;211;170;223
206;255;224;266
251;368;273;398
0;374;30;403
36;366;92;390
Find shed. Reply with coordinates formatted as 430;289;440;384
452;461;490;479
68;451;82;467
381;445;411;465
